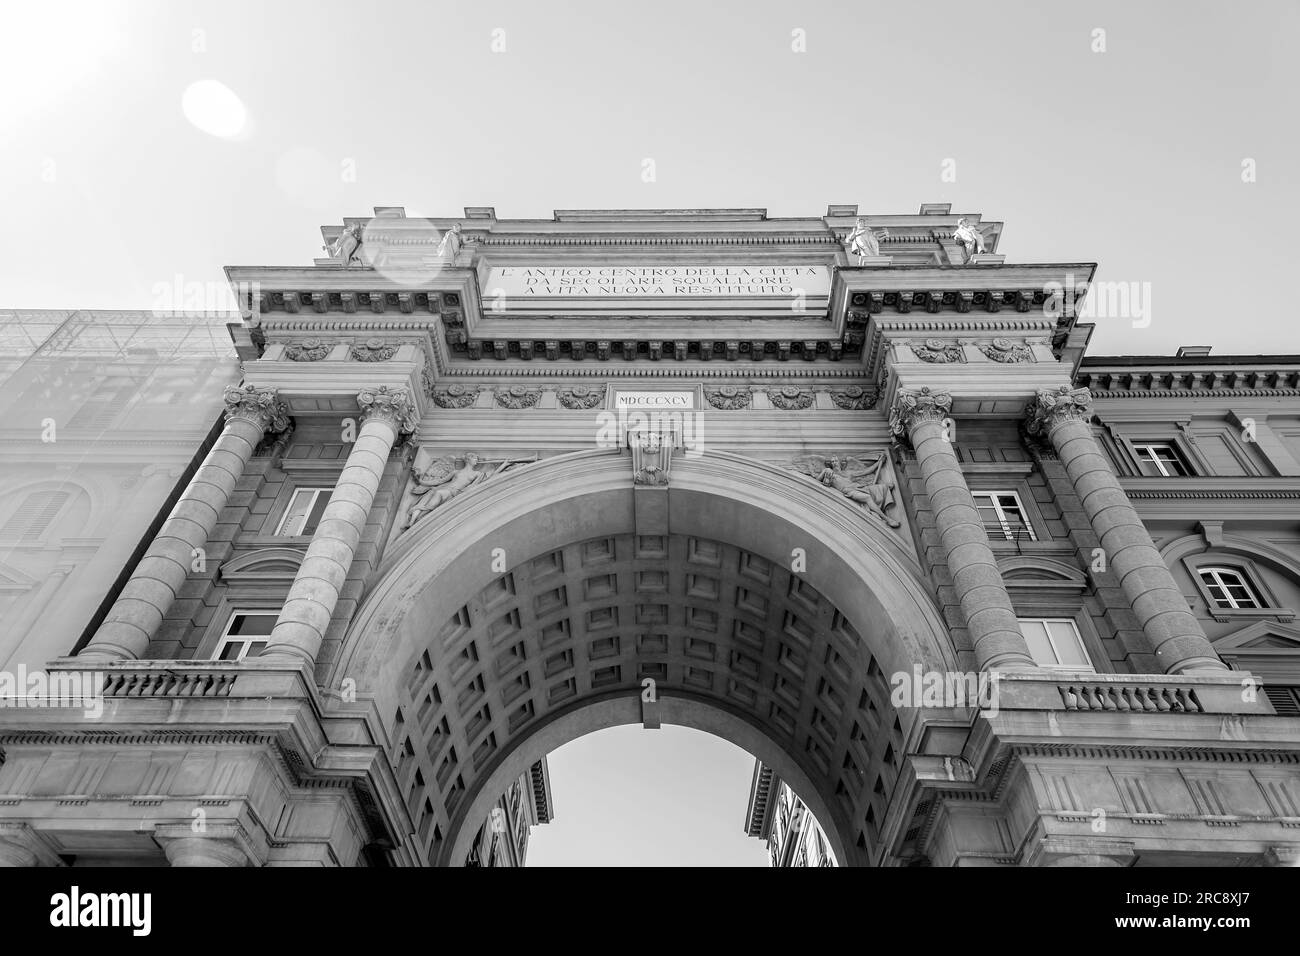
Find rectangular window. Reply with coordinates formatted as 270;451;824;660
971;492;1036;541
275;487;333;536
1018;618;1091;670
214;611;277;661
1133;443;1190;477
1199;567;1262;610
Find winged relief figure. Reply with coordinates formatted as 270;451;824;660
791;452;900;528
402;452;537;532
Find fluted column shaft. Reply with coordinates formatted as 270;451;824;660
80;386;289;661
890;387;1036;672
1028;386;1225;674
263;387;416;664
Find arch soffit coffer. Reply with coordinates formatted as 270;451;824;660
326;447;960;869
335;447;952;694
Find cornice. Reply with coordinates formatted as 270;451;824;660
1085;387;1300;399
475;234;843;247
1076;367;1300;399
1123;489;1300;500
433;363;869;380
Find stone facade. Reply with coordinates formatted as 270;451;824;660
0;205;1298;867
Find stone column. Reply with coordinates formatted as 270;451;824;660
80;385;289;661
0;824;55;866
0;839;37;867
262;386;417;665
1027;386;1225;674
889;387;1037;672
1028;836;1136;867
159;836;250;867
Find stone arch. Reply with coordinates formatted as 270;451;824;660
0;478;94;543
333;449;956;866
1159;532;1300;585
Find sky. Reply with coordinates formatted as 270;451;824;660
525;726;769;867
2;0;1296;865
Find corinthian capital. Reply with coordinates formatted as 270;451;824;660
358;385;419;436
223;384;291;433
1026;385;1094;436
888;386;953;437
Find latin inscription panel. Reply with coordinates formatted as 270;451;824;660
484;265;831;311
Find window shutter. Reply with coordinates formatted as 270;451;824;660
1263;686;1300;717
0;490;70;541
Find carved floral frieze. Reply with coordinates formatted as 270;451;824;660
912;339;964;364
704;385;752;410
980;338;1034;364
284;339;332;362
495;385;542;409
351;339;398;362
558;385;606;409
431;384;480;409
829;385;878;410
768;386;814;410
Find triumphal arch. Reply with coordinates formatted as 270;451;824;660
3;203;1299;867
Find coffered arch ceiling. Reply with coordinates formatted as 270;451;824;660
335;449;956;866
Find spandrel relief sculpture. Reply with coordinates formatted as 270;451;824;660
791;452;900;528
401;451;537;532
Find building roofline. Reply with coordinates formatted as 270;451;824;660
1081;354;1300;367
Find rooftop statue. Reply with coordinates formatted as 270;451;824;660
845;218;888;259
324;223;364;268
953;218;989;260
436;222;463;260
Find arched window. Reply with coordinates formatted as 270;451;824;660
1198;567;1263;610
0;490;71;542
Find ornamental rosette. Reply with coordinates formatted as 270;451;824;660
358;385;419;435
979;338;1033;364
285;338;332;362
495;386;541;410
350;338;398;362
558;384;606;410
1026;386;1093;436
887;386;953;437
704;385;752;410
432;384;480;409
768;386;814;410
829;385;878;410
913;339;964;364
223;384;291;433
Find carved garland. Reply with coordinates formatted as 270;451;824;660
704;385;752;410
432;384;480;409
495;385;542;409
912;339;964;364
351;338;398;362
558;385;606;409
768;386;814;410
829;385;878;410
284;339;332;362
980;338;1034;364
